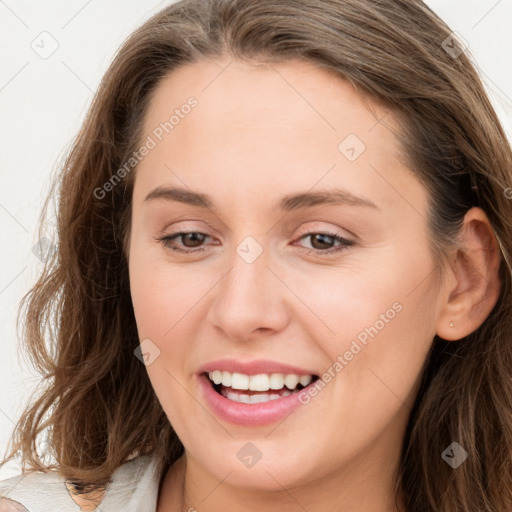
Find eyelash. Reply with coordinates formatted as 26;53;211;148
158;231;354;256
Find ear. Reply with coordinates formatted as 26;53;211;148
436;207;501;341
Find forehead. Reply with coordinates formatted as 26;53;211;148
142;57;391;140
134;58;420;213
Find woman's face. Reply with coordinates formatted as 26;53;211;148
128;58;442;493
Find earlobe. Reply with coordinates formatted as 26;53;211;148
436;207;501;341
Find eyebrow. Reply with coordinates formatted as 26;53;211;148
144;186;379;211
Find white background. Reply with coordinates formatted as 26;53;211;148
1;0;511;479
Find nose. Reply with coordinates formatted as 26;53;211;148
207;243;290;341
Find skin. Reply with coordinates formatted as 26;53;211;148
127;58;501;512
0;499;29;512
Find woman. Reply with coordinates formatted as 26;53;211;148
1;0;511;510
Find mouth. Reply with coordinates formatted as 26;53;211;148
204;371;320;404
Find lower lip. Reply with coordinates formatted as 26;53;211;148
198;374;311;426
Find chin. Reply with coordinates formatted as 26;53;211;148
196;448;315;492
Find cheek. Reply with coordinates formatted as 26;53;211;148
129;263;175;337
291;245;436;408
128;239;212;399
288;247;434;353
128;246;201;424
128;235;200;332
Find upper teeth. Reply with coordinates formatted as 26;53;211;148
208;371;313;391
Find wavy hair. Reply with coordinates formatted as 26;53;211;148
2;0;512;509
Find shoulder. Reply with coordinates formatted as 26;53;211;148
0;469;72;512
0;498;29;512
0;454;163;512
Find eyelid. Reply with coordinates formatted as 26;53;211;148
157;220;356;255
157;219;218;236
293;222;355;241
159;219;353;238
158;231;354;258
292;231;354;254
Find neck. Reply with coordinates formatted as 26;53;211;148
157;441;407;512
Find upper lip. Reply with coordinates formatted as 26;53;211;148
198;359;318;376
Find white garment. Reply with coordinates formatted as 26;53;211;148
0;454;164;512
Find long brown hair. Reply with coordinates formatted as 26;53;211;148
2;1;512;509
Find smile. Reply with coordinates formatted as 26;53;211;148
206;371;318;404
197;359;321;425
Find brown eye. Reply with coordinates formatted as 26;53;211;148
309;233;336;250
295;232;355;256
179;232;207;248
159;232;213;254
